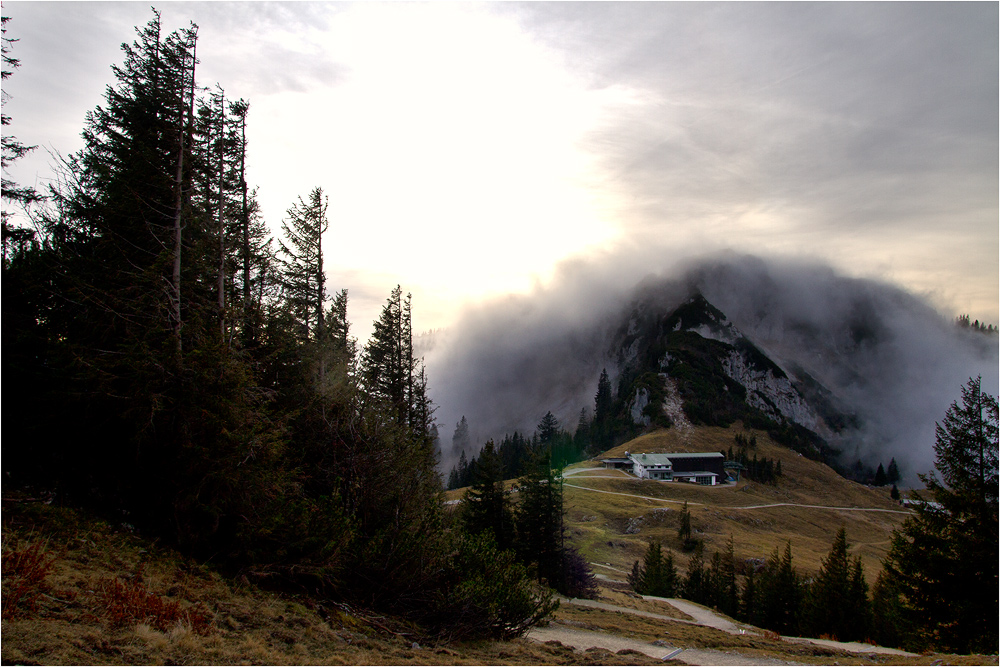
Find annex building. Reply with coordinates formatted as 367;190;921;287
601;451;726;485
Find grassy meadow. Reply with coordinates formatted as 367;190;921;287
563;424;909;581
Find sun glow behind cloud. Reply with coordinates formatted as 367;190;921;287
247;4;638;332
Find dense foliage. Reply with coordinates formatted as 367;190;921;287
1;12;550;638
875;376;998;654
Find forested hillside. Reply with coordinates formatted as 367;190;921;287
1;11;561;637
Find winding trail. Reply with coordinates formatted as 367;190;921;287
536;595;919;662
527;625;799;666
562;480;911;515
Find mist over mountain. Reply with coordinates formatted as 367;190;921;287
425;253;998;481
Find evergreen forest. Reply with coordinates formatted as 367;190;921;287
1;11;572;638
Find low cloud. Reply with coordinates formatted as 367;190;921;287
426;250;998;480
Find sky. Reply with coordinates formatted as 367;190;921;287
3;1;998;342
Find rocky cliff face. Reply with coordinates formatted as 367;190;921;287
720;349;826;435
611;293;841;457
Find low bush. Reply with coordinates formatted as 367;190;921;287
94;577;211;635
2;537;60;619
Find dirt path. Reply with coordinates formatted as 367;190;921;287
557;597;691;623
643;597;742;633
563;481;911;515
526;624;803;666
559;595;919;659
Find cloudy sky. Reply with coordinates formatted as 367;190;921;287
3;2;997;340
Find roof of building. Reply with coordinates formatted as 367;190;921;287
658;452;724;460
629;452;724;466
631;453;675;466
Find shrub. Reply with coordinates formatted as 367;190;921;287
1;538;59;619
94;577;211;634
560;546;599;599
433;533;557;640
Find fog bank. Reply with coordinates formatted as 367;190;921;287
426;251;998;480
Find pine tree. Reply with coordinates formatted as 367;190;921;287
461;440;514;551
452;416;471;459
886;458;900;484
628;560;643;591
278;187;329;343
516;448;564;589
873;463;887;486
2;14;42;263
806;528;869;641
740;567;758;625
683;546;707;604
536;411;560;446
638;541;663;595
877;377;998;653
593;368;614;450
457;450;470;488
678;501;695;550
717;536;739;618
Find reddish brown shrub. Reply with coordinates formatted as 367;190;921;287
1;539;59;619
95;577;211;634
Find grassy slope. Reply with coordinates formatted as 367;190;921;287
565;423;909;582
1;499;663;666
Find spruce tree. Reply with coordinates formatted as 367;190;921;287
461;440;514;551
516;448;564;589
638;541;664;595
874;463;887;486
683;546;707;604
806;528;869;641
878;377;998;653
886;458;901;484
2;14;41;249
593;368;614;450
278;187;329;343
757;543;802;635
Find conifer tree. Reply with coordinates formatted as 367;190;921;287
683;546;707;604
678;501;696;550
461;440;514;551
536;411;560;446
805;528;869;641
717;536;739;618
2;14;41;259
877;377;998;653
452;416;471;459
593;368;614;449
874;463;887;486
516;448;564;588
757;543;802;635
886;458;900;484
278;187;329;343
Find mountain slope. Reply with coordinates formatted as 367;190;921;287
427;254;998;480
609;293;843;467
563;424;909;584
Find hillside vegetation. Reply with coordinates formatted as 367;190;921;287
1;498;660;666
564;423;908;581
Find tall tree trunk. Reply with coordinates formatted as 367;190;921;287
216;89;226;342
238;102;251;343
171;31;197;361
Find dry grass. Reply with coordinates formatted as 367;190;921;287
0;498;664;666
595;589;693;620
552;594;997;666
565;424;910;580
